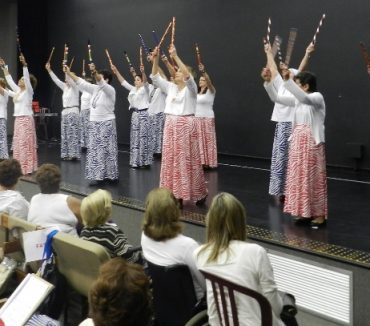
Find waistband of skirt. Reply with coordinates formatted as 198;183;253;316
64;106;79;109
131;108;148;112
166;114;194;117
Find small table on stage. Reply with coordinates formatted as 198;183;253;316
34;110;58;140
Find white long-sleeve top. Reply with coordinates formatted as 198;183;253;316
270;74;296;122
141;232;206;301
264;78;326;144
0;92;9;119
80;91;92;111
121;80;149;110
194;241;284;326
49;71;80;115
148;84;166;115
76;78;116;122
151;73;197;116
5;67;33;116
195;89;216;118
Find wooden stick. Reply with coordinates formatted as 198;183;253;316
359;42;370;69
47;47;55;63
171;17;176;45
69;57;74;69
284;28;298;66
158;21;172;49
140;46;143;66
195;43;202;65
105;49;113;65
82;59;86;77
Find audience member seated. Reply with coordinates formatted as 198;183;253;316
27;164;81;235
0;159;29;219
194;192;285;326
79;257;152;326
141;187;205;300
80;189;143;264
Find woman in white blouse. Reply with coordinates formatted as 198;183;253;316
195;192;285;326
65;64;118;185
45;62;80;160
195;63;217;169
151;45;207;206
111;64;152;168
0;55;38;175
0;78;9;159
263;68;327;227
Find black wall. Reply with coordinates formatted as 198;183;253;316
19;0;370;169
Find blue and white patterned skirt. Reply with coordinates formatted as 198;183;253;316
130;110;152;167
149;112;165;155
61;112;80;159
86;119;119;180
0;118;9;159
269;121;292;196
80;109;90;148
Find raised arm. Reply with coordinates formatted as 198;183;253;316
1;58;19;92
284;78;323;107
168;44;190;79
19;55;33;94
111;64;126;84
45;62;65;90
161;54;176;78
264;42;278;80
64;65;95;94
199;63;215;93
298;42;315;72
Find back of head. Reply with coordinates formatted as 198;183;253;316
89;257;152;326
35;164;61;194
0;159;22;188
202;192;247;262
81;189;112;227
142;188;182;241
294;71;317;92
99;70;113;84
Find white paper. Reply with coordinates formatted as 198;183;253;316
0;274;53;326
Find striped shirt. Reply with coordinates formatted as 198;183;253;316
80;223;141;263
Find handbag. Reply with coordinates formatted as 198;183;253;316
279;291;298;326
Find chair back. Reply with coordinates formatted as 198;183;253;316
0;213;38;241
147;261;197;326
201;270;273;326
52;232;110;297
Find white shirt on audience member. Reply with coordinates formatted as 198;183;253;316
0;190;29;219
194;241;284;326
141;232;205;300
27;193;78;235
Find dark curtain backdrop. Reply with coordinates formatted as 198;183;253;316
18;0;370;169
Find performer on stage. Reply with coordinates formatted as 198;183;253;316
264;42;314;203
195;63;217;169
45;62;80;160
262;67;327;228
0;55;38;174
65;64;118;185
151;45;207;206
111;64;152;168
0;78;9;159
79;77;93;151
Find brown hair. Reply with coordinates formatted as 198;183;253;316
199;192;247;263
35;164;61;194
0;159;22;188
89;258;152;326
142;188;182;241
0;78;6;88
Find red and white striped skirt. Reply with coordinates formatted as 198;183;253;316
160;115;207;202
284;125;327;219
13;116;38;174
195;117;218;168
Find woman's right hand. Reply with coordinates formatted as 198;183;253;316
45;62;51;71
0;58;5;67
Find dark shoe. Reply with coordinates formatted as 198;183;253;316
88;180;105;186
310;219;327;229
196;196;207;206
106;178;119;184
153;153;162;159
293;217;312;225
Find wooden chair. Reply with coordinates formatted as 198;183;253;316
200;270;273;326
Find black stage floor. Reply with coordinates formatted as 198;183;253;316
26;141;370;267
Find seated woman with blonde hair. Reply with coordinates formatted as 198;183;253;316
194;192;286;326
80;189;142;264
141;187;205;300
